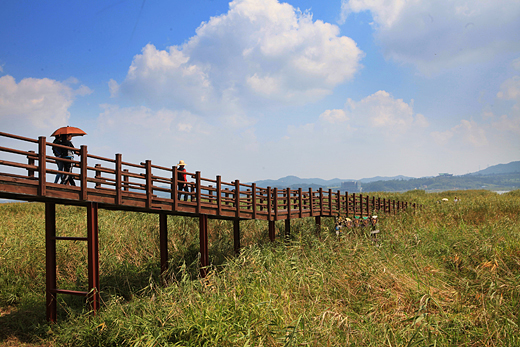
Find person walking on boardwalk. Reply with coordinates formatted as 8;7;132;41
59;134;76;186
177;160;189;201
52;135;65;183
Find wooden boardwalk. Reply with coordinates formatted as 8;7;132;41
0;131;419;321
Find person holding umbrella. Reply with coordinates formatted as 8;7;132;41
51;126;86;185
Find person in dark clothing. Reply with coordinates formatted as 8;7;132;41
52;136;64;183
59;134;76;186
177;160;189;201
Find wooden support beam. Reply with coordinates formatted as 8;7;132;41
38;137;46;196
234;219;240;255
285;219;291;239
315;216;321;235
199;214;208;278
268;220;275;242
159;213;168;276
45;202;57;323
87;202;100;315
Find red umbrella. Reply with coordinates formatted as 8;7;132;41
51;126;87;137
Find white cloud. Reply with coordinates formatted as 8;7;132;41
497;76;520;101
432;119;488;147
0;75;92;135
319;109;348;123
319;90;426;136
340;0;520;74
114;0;363;114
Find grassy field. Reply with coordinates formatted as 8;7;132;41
1;190;519;346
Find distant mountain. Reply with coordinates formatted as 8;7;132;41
469;161;520;176
253;174;413;188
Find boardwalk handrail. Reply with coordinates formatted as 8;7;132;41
0;132;420;218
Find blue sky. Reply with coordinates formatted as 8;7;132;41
1;0;519;182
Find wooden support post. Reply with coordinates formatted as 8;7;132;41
359;194;363;217
315;216;321;235
87;202;100;315
268;220;275;242
285;218;291;239
115;153;122;205
199;214;208;278
38;137;46;196
234;219;240;255
45;202;57;323
80;146;88;200
159;213;168;276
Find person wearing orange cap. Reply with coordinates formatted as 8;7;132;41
177;160;189;201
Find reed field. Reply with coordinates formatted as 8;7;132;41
1;189;519;346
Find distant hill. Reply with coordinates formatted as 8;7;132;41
252;174;414;189
470;161;520;176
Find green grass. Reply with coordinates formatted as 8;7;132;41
1;190;519;346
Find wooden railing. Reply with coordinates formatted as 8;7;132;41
0;131;420;219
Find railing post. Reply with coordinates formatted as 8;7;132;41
299;188;303;218
252;183;257;220
145;160;152;209
337;190;341;216
45;202;56;322
319;188;323;216
27;150;36;178
172;166;178;211
38;137;46;196
286;188;291;222
196;171;202;214
123;169;129;192
217;176;222;216
359;194;363;217
94;164;101;188
80;146;88;200
328;189;332;216
235;180;240;218
274;188;279;221
345;191;349;217
352;193;357;216
309;188;314;216
115;153;122;205
267;187;272;222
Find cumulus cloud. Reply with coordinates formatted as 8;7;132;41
497;76;520;101
432;119;488;147
0;75;92;134
340;0;520;74
113;0;363;114
320;90;427;136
